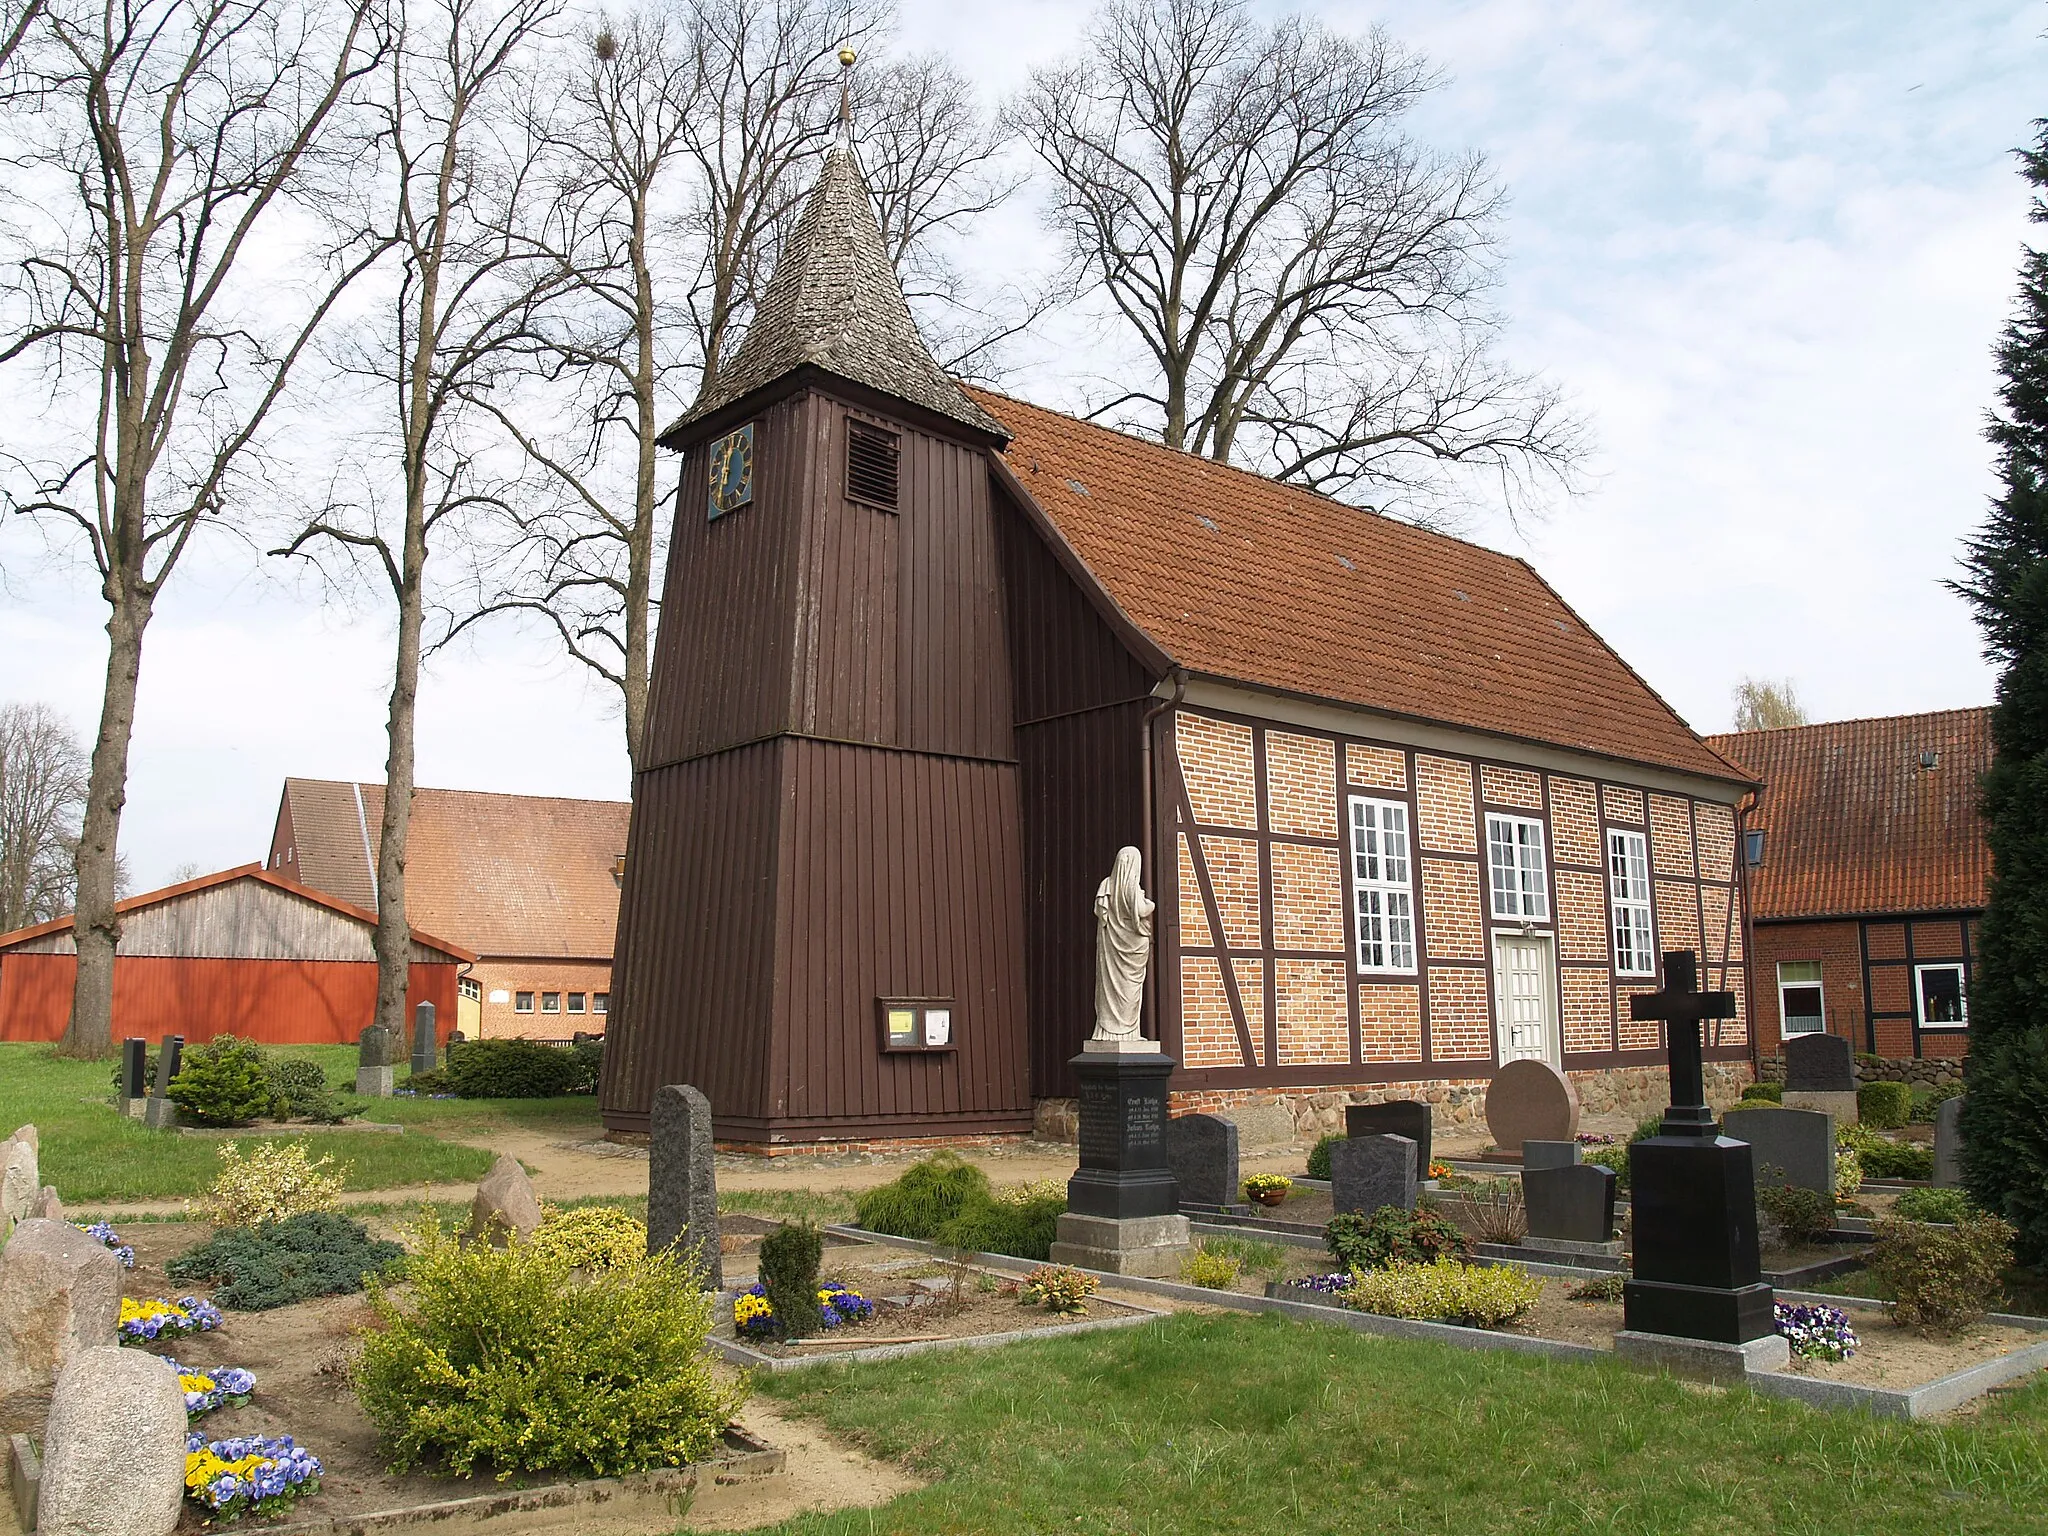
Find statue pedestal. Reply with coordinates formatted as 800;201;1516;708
1049;1047;1190;1277
1624;1131;1777;1346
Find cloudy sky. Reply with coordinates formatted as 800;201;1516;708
2;0;2041;891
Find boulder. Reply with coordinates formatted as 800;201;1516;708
0;1221;122;1425
25;1187;62;1222
35;1345;186;1535
467;1154;543;1246
1;1134;38;1232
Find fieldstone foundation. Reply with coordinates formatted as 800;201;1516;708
1033;1064;1754;1146
1757;1054;1965;1092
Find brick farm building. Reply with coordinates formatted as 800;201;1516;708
600;144;1761;1146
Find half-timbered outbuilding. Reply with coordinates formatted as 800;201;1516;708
600;144;1758;1144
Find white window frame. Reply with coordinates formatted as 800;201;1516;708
1776;962;1825;1036
593;992;609;1015
1606;829;1655;976
1348;795;1417;975
1486;814;1550;922
514;991;535;1014
1913;963;1969;1030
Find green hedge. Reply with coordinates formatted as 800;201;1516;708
442;1039;582;1098
1858;1081;1913;1130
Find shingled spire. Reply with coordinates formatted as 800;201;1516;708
669;145;1003;439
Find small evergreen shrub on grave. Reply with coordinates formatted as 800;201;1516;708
168;1036;278;1126
354;1219;741;1477
1859;1081;1913;1130
198;1141;348;1227
1020;1264;1096;1314
1757;1182;1837;1248
1327;1205;1469;1272
1566;1273;1625;1302
1895;1187;1977;1224
1907;1087;1956;1124
854;1152;992;1239
1181;1246;1241;1289
168;1211;404;1310
757;1221;824;1339
1341;1258;1543;1328
268;1058;326;1111
1839;1123;1935;1181
1583;1145;1630;1192
442;1038;580;1099
1868;1212;2016;1333
1739;1081;1783;1104
1306;1133;1343;1180
934;1189;1064;1262
528;1205;647;1271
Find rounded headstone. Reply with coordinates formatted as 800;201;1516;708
0;1219;123;1408
35;1345;185;1536
1485;1059;1580;1155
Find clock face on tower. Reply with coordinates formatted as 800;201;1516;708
707;423;755;520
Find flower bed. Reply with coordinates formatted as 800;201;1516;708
734;1280;875;1338
165;1357;256;1419
78;1220;134;1268
184;1431;322;1520
1776;1303;1859;1362
117;1295;222;1343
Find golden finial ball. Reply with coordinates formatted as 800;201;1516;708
839;47;856;67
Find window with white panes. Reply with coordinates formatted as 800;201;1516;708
1348;796;1417;973
1777;962;1824;1035
1915;964;1967;1029
1486;814;1549;921
1606;829;1654;975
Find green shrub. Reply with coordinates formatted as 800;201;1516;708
167;1036;276;1126
1020;1264;1096;1314
1630;1114;1665;1144
1566;1272;1626;1302
1868;1213;2015;1333
403;1067;451;1094
1738;1081;1783;1104
1306;1133;1343;1181
354;1220;741;1476
934;1190;1064;1262
1181;1246;1241;1289
1584;1145;1629;1192
197;1140;348;1226
565;1037;604;1094
1907;1086;1945;1124
1858;1081;1913;1130
757;1221;823;1339
268;1058;326;1110
854;1153;992;1239
528;1205;647;1271
1839;1123;1935;1180
1342;1258;1543;1327
1757;1182;1837;1247
1327;1206;1469;1272
1895;1187;1976;1224
167;1211;403;1310
442;1039;580;1099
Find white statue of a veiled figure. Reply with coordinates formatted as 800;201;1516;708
1090;845;1157;1048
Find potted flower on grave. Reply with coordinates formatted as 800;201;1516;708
1242;1174;1293;1208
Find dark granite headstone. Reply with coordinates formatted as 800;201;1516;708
357;1025;396;1068
1164;1113;1239;1209
1330;1134;1416;1216
1065;1052;1179;1220
1722;1106;1835;1197
1522;1139;1582;1171
649;1084;721;1289
1524;1162;1618;1243
1935;1096;1964;1188
143;1035;183;1130
119;1039;147;1101
1783;1033;1854;1093
410;1001;438;1075
1346;1101;1431;1180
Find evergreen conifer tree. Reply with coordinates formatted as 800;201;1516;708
1955;121;2048;1262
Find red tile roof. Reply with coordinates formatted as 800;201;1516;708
1706;708;1991;920
275;782;630;961
969;389;1749;786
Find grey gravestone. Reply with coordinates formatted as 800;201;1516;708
649;1084;721;1289
410;1001;438;1075
0;1220;123;1407
1935;1096;1964;1188
1164;1113;1239;1208
35;1346;185;1536
1484;1058;1580;1155
1784;1033;1854;1092
1346;1101;1431;1180
1524;1163;1618;1244
1330;1133;1417;1216
142;1036;182;1130
1723;1106;1836;1197
356;1024;396;1097
1522;1139;1582;1171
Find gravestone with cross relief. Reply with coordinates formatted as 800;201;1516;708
1620;951;1779;1356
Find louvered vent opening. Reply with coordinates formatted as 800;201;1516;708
845;421;901;510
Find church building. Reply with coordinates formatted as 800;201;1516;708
599;144;1758;1146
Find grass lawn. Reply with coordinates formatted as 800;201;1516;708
0;1043;605;1201
747;1312;2048;1535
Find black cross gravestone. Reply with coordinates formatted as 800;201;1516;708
1624;951;1774;1345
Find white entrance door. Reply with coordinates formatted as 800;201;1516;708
1495;934;1558;1065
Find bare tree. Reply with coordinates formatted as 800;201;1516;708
0;0;41;79
1732;677;1809;733
276;0;564;1042
1011;0;1585;528
0;703;88;933
0;0;388;1056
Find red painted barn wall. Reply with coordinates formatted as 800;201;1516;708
0;954;457;1044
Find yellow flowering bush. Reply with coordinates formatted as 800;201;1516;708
193;1141;347;1228
1020;1264;1096;1314
528;1205;647;1271
994;1178;1066;1207
1341;1258;1543;1328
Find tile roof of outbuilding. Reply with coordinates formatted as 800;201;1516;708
667;146;1002;440
973;388;1749;786
277;781;630;961
1706;707;1991;919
